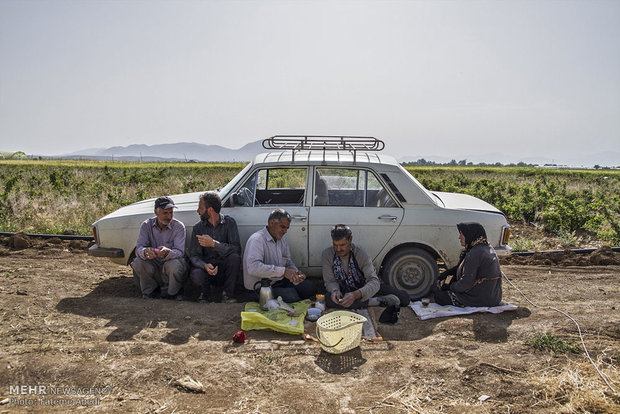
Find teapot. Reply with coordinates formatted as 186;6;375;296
254;278;274;310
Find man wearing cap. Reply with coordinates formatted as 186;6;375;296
131;196;188;299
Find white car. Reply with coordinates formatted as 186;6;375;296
89;136;511;298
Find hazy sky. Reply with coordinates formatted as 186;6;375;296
1;0;619;162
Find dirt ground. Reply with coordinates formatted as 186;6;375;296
0;237;618;413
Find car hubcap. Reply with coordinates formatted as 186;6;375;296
396;259;428;290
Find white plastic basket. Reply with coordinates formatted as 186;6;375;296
315;311;367;354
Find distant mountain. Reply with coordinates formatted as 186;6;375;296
64;147;107;156
59;140;619;167
62;140;265;162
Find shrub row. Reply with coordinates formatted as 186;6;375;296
407;166;620;244
1;161;618;243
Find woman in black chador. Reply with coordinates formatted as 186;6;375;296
433;222;503;307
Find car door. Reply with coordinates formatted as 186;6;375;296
224;167;310;268
308;167;403;271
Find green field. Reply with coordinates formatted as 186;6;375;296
1;160;619;243
407;166;620;244
0;160;244;236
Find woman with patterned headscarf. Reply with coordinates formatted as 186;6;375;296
432;222;503;307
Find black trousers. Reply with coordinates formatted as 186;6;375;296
270;278;317;303
189;253;241;298
325;282;410;310
432;285;457;306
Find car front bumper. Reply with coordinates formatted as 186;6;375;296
88;244;124;258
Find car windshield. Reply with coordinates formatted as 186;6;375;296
218;162;253;198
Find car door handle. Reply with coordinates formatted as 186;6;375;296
378;215;398;222
291;215;307;222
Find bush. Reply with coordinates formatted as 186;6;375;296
1;160;618;243
526;332;581;355
0;160;244;235
406;166;620;244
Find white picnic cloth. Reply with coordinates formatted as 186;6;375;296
409;301;518;320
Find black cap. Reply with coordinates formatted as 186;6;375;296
154;196;177;210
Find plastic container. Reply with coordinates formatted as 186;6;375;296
315;311;367;354
306;307;322;321
315;294;326;311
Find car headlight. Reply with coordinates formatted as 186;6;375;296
93;226;99;245
501;225;511;245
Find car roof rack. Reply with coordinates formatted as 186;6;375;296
262;135;385;164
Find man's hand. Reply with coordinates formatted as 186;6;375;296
330;290;343;305
437;270;448;281
283;268;305;284
339;291;361;308
155;246;170;258
197;235;216;248
144;247;156;260
205;263;218;276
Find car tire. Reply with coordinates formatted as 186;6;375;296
383;247;438;299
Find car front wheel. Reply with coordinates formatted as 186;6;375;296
383;247;438;299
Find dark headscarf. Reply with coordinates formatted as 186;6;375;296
457;222;489;254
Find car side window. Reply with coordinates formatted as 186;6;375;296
367;172;398;207
315;168;397;207
237;168;307;206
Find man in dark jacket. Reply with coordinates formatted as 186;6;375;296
188;192;241;303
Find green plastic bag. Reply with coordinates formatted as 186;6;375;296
241;300;311;335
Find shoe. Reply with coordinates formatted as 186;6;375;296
168;288;184;301
211;287;224;303
198;292;208;303
142;292;157;299
159;286;169;299
379;305;400;324
222;294;238;304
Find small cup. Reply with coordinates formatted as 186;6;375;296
421;298;430;307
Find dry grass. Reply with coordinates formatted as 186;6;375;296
510;236;545;252
526;357;619;413
373;378;444;413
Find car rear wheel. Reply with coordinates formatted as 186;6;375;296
383;247;438;299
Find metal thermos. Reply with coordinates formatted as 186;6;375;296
256;278;274;310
